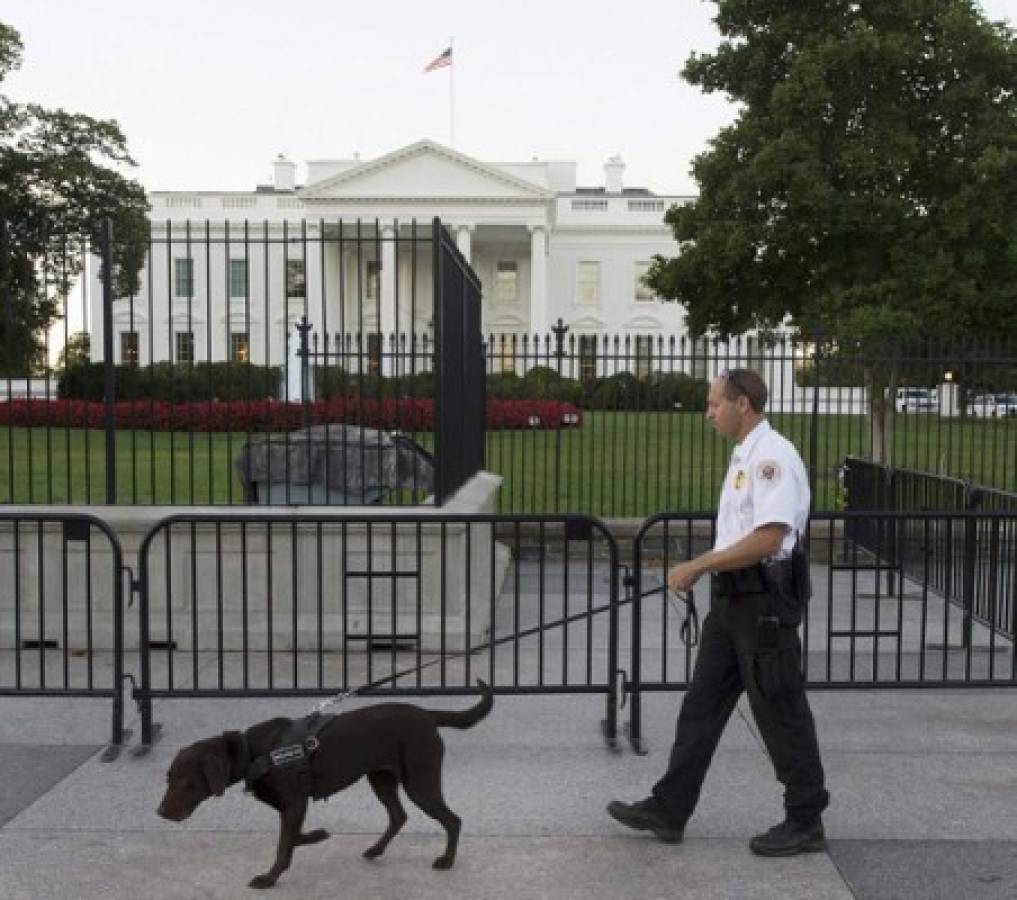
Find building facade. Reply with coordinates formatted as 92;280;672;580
88;139;693;370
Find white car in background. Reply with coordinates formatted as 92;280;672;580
895;387;937;413
967;393;1017;417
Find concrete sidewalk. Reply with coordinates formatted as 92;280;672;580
1;686;1015;899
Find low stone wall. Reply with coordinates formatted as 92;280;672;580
0;473;507;653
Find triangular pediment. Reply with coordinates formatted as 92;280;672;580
625;315;665;331
300;140;553;202
569;314;609;331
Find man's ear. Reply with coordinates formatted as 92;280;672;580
201;752;230;797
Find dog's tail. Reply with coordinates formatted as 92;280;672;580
428;679;493;730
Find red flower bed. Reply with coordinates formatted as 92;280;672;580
0;397;583;432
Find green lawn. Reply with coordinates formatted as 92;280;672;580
1;412;1013;514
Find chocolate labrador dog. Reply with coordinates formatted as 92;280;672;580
157;680;492;889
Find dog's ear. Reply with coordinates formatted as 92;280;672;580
201;750;230;797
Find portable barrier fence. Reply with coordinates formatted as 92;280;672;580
843;457;1017;642
625;510;1017;752
0;512;127;759
3;508;1014;757
131;512;621;752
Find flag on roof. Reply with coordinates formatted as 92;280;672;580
424;46;452;72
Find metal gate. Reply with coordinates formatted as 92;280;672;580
0;512;127;759
132;512;621;752
625;510;1017;753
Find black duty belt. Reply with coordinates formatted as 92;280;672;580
713;564;768;595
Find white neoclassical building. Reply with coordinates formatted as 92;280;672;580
88;139;694;370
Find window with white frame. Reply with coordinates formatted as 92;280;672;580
634;261;656;301
174;258;194;298
691;336;710;381
579;335;598;382
175;331;194;363
286;259;305;298
367;332;382;375
230;331;250;362
576;261;600;307
365;260;381;303
120;331;139;366
495;260;518;304
635;335;654;379
229;259;248;299
489;334;516;374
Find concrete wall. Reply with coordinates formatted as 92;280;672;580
0;473;507;655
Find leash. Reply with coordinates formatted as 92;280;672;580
311;578;699;714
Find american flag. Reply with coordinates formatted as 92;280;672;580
424;46;452;72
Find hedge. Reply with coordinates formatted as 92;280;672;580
0;397;582;432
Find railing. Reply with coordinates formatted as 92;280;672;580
0;511;127;759
843;457;1017;641
624;510;1017;752
132;511;621;752
2;507;1013;757
1;218;485;506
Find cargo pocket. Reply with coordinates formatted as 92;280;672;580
753;647;803;700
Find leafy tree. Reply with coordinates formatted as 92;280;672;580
647;1;1016;458
56;330;90;369
0;21;149;375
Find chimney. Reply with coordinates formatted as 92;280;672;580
604;155;625;193
273;154;296;192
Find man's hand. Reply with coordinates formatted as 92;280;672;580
667;561;704;593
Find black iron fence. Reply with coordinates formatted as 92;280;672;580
625;509;1017;752
842;457;1017;641
2;214;1015;514
481;330;1017;515
2;508;1013;756
1;217;484;506
0;512;126;760
132;512;622;751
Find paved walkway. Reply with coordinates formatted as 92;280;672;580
1;684;1015;899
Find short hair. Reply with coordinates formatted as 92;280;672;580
719;368;767;413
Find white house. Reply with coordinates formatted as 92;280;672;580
88;139;694;373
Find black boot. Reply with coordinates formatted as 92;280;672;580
606;797;683;844
749;818;826;856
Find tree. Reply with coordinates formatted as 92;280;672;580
647;1;1016;459
0;21;149;375
56;330;91;370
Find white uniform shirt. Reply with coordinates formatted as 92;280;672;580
714;419;810;555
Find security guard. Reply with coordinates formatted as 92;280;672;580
608;368;829;856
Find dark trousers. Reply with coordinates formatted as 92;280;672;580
652;589;829;828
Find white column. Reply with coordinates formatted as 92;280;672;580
528;225;548;336
380;223;397;375
456;223;473;264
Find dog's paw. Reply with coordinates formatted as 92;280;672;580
432;855;455;870
362;844;384;860
248;874;277;890
302;829;330;845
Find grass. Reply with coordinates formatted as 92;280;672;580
0;411;1013;515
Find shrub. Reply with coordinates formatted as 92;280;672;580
0;397;583;432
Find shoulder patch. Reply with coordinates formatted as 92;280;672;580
756;459;782;483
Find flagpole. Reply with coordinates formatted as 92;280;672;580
449;36;455;148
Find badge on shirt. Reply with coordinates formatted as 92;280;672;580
733;469;748;490
756;460;782;482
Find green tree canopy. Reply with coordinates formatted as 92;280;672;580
647;0;1017;347
0;21;149;374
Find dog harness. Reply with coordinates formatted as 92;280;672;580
243;712;335;799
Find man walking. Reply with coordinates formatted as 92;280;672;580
607;368;829;856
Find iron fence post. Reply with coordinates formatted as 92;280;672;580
101;218;116;504
296;315;312;430
552;318;568;513
961;484;981;649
